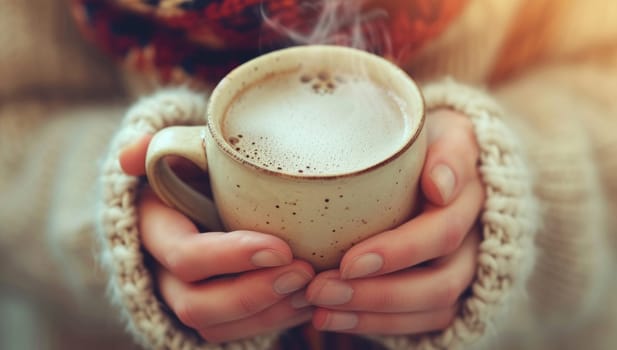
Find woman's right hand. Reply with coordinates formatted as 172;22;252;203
120;135;315;343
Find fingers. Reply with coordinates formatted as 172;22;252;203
312;305;457;334
139;188;294;281
308;229;480;335
158;261;314;332
339;178;484;279
308;229;479;313
198;293;313;343
336;109;483;279
421;109;479;206
119;134;152;176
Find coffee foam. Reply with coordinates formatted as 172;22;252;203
223;69;412;176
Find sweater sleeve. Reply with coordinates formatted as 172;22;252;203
491;56;616;337
97;88;279;350
374;71;615;349
370;79;540;350
0;97;141;347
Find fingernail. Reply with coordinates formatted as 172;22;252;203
290;292;311;309
274;271;311;295
310;280;353;306
251;249;288;267
431;164;455;203
343;253;383;279
321;312;358;331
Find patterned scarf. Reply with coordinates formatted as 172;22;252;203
71;0;466;86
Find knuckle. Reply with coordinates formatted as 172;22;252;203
164;244;198;282
225;273;278;319
235;290;265;316
434;274;462;308
369;289;400;312
230;230;268;249
436;127;478;175
233;230;259;245
260;303;298;327
163;247;187;276
173;296;200;329
199;329;226;344
441;215;465;255
433;308;457;330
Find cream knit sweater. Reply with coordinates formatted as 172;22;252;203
1;0;616;349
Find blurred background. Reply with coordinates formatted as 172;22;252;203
1;0;616;349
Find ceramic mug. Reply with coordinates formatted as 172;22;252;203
145;45;426;270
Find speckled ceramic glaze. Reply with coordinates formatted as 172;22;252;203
146;46;426;270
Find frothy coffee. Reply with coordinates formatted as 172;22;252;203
222;69;412;176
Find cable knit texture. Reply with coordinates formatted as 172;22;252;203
98;88;279;350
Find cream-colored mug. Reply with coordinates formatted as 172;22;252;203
146;45;426;271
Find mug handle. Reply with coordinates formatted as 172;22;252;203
145;126;224;231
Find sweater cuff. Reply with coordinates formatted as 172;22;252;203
97;88;278;350
373;79;539;349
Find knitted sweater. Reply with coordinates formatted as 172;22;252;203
1;0;616;349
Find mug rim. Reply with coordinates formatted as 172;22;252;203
206;45;426;180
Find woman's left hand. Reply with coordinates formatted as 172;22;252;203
306;109;484;334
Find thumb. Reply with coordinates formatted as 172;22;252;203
422;162;457;206
119;134;153;176
119;132;209;181
420;109;478;206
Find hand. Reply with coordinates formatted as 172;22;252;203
306;109;484;335
119;137;315;343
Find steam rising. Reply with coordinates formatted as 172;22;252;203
238;1;409;176
261;0;392;58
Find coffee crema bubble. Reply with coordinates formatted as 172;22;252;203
222;69;412;176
